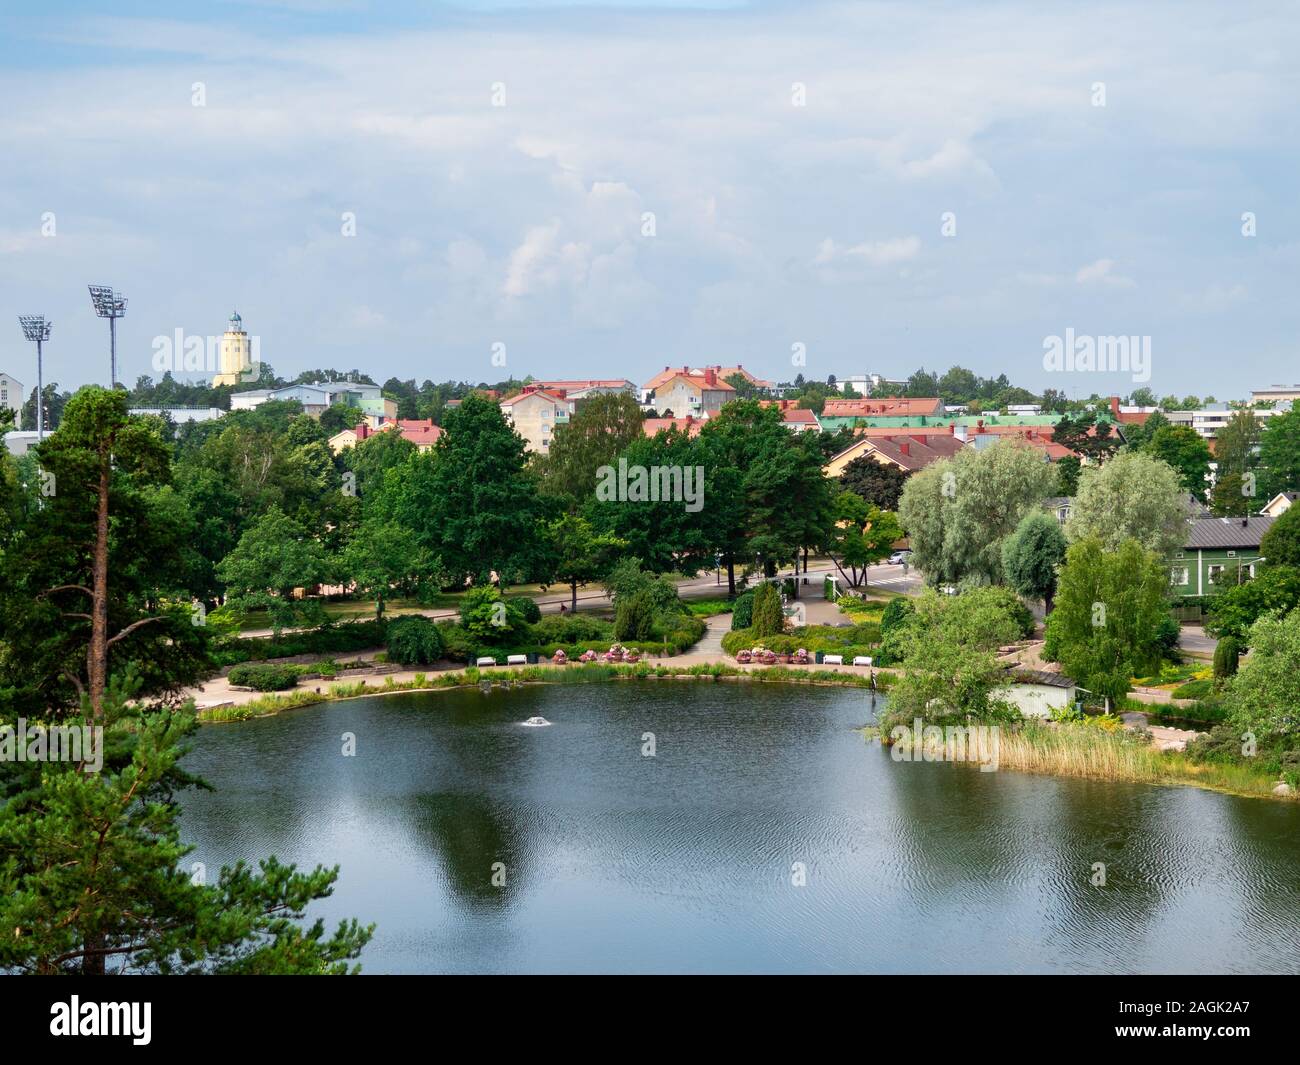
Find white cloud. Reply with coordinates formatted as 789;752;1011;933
1075;259;1136;288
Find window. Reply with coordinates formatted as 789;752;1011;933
1227;550;1237;558
1208;564;1224;583
1170;567;1189;586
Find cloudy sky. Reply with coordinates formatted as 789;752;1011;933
1;0;1296;398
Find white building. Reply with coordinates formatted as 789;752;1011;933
1164;403;1287;441
1005;670;1080;718
3;431;40;457
0;372;23;419
129;407;225;423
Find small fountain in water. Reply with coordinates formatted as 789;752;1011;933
521;716;551;727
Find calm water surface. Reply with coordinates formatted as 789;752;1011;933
179;682;1300;973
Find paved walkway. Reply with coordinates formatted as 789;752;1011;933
1120;711;1206;752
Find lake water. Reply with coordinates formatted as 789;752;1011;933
179;681;1300;974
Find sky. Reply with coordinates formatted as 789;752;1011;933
1;0;1297;400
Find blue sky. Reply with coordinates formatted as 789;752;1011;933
1;0;1297;398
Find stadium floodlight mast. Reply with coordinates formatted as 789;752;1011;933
18;315;51;440
88;284;128;387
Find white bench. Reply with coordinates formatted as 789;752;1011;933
853;656;873;667
506;654;528;666
475;656;497;667
822;654;844;666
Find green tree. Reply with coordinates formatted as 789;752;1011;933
541;392;645;506
1222;611;1300;747
749;582;784;637
1204;565;1300;641
1257;407;1300;499
1054;454;1081;496
338;518;432;619
1001;510;1067;612
1209;409;1262;516
1;387;209;721
319;403;359;433
0;682;373;974
545;514;627;612
839;455;910;510
423;395;548;587
217;507;328;633
1042;537;1170;706
1259;504;1300;568
825;490;903;587
881;589;1021;731
897;438;1058;587
1144;423;1212;501
386;615;446;665
1065;449;1189;559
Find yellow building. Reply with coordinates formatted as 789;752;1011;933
212;311;253;386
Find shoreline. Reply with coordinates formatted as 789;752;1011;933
190;662;1295;806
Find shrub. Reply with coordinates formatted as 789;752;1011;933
459;585;526;642
213;620;386;666
879;596;915;637
531;613;612;644
1171;678;1213;699
1155;615;1181;656
509;595;542;624
227;663;303;691
731;590;755;630
386;615;447;665
1213;635;1240;680
614;590;655;642
750;583;784;637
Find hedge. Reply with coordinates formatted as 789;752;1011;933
214;620;387;666
227;663;305;691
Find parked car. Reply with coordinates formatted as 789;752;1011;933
887;550;911;565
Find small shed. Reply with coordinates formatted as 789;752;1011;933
1004;669;1079;718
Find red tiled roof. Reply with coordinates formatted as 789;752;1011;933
821;397;945;417
864;433;967;471
533;379;631;391
642;416;704;438
642;365;740;392
499;387;569;407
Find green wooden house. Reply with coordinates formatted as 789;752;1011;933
1168;515;1275;596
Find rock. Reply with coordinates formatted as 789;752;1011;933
1272;782;1294;797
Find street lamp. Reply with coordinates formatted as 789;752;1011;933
18;315;51;440
88;285;128;387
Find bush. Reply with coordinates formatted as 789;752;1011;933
386;615;447;665
227;663;303;691
531;613;612;644
508;595;542;624
879;596;915;637
1171;678;1213;699
614;590;655;642
1155;614;1181;656
731;590;755;630
459;585;526;643
213;620;386;666
1213;635;1240;680
750;583;783;637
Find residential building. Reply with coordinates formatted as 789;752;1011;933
642;367;734;416
1252;384;1300;405
759;399;821;432
1260;492;1297;518
1160;402;1287;442
500;386;575;453
532;379;636;401
212;312;254;386
823;425;968;478
0;372;22;419
1043;496;1073;524
1005;404;1042;415
129;406;225;423
329;419;443;454
643;414;706;438
229;380;395;421
1167;515;1275;597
